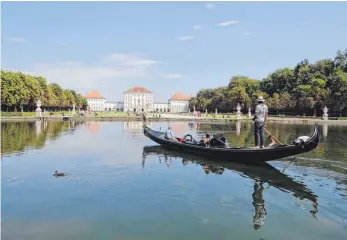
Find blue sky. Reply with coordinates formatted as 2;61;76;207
2;1;347;102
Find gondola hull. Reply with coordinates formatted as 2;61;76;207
143;124;320;164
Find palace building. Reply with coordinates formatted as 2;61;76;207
85;90;116;111
123;86;153;113
85;90;106;111
168;92;192;113
86;87;192;113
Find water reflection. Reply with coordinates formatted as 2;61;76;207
1;120;82;157
323;123;328;139
142;145;319;230
236;121;241;136
3;120;347;163
252;182;266;231
123;121;153;138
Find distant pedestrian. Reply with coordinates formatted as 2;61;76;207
253;96;268;148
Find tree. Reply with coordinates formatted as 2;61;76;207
35;76;57;107
49;83;64;109
311;59;334;79
228;75;260;96
227;86;250;110
326;70;347;114
260;68;295;95
1;70;87;112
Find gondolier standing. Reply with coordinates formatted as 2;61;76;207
253;96;268;148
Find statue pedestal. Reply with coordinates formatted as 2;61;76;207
35;108;42;117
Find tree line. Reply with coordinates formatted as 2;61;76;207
1;70;88;112
189;49;347;117
1;121;82;155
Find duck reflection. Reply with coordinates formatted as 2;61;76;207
142;145;319;231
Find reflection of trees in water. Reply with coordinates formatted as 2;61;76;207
1;121;81;156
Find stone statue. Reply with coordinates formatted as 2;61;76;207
322;106;328;120
35;100;42;117
72;104;76;115
236;103;241;119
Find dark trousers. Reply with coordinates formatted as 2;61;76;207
254;121;265;147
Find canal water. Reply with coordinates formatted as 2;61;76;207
1;120;347;240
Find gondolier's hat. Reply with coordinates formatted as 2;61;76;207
257;96;265;102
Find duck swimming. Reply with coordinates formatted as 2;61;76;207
53;170;65;177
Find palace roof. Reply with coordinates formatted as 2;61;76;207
169;92;192;101
85;90;105;99
124;86;152;94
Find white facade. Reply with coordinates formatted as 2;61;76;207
153;103;169;112
104;102;116;111
87;98;106;111
123;87;153;112
86;90;117;112
169;100;190;113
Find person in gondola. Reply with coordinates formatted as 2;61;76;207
253;96;268;148
202;134;211;146
219;134;226;143
164;126;178;142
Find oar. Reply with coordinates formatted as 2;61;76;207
264;128;283;145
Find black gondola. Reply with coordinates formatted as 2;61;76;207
143;123;320;164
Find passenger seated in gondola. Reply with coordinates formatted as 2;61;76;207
219;134;226;143
183;134;197;144
198;134;211;146
165;126;178;142
209;134;227;147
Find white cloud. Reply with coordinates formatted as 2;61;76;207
243;32;252;36
218;20;239;26
162;74;184;79
193;25;203;30
205;3;215;9
8;37;26;42
21;53;160;93
176;35;196;41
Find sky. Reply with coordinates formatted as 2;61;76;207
2;1;347;102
